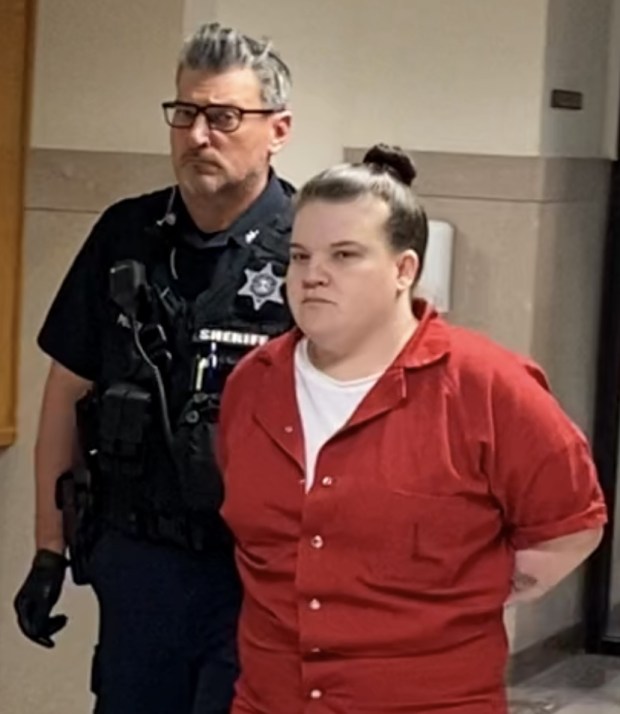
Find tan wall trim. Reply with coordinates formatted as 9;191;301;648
28;147;611;211
26;148;174;213
345;148;611;203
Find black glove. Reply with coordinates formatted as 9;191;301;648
14;549;68;648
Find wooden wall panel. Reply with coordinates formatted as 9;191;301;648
0;0;36;446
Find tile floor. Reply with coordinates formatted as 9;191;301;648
507;654;620;713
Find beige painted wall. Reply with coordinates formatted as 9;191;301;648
541;0;620;616
31;0;551;175
183;0;217;36
30;0;184;153
343;0;548;156
214;0;551;179
604;0;620;157
541;0;614;157
523;168;610;648
30;1;620;163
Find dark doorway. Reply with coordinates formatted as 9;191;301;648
584;150;620;655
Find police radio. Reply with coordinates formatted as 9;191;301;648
109;260;174;450
109;259;149;319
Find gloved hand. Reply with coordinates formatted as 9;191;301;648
14;549;68;648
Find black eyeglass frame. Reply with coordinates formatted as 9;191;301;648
161;100;284;132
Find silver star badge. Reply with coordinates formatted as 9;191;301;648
237;262;285;311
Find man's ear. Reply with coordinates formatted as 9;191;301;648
268;111;292;156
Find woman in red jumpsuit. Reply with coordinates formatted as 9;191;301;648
218;144;607;714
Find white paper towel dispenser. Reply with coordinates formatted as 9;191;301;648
415;219;454;313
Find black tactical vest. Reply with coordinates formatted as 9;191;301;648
89;188;293;550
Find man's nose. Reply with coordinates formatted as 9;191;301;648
186;113;212;146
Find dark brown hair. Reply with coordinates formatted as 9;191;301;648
295;144;428;277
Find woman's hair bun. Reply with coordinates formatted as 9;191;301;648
362;143;417;187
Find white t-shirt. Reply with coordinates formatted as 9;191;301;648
294;338;381;491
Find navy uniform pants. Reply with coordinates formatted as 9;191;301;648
89;530;241;714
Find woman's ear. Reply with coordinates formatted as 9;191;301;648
396;250;419;291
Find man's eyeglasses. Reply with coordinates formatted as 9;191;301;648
162;101;282;133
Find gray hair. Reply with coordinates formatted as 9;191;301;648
177;22;292;109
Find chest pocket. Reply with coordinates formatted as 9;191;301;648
368;488;496;591
346;430;504;592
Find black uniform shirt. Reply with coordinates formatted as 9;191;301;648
38;171;294;381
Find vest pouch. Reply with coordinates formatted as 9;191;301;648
97;382;152;524
172;394;223;513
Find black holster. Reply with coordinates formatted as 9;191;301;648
55;468;98;585
54;390;104;585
